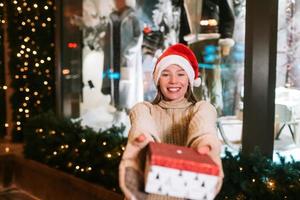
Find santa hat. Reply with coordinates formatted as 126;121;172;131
153;43;201;87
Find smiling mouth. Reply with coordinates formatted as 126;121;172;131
167;87;181;92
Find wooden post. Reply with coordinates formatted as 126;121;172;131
3;3;13;141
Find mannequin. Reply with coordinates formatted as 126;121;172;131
101;0;144;112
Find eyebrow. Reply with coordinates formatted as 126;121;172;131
162;69;185;72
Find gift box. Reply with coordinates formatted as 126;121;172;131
144;142;219;200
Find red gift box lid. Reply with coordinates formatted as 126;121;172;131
147;142;219;176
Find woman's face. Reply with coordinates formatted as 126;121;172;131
158;64;189;101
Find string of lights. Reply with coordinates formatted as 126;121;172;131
7;0;56;141
0;0;6;138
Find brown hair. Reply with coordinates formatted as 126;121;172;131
152;85;198;104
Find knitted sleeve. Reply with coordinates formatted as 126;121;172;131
128;102;160;142
186;101;221;156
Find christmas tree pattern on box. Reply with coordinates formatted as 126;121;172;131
144;142;219;200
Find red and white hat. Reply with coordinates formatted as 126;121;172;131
153;43;201;87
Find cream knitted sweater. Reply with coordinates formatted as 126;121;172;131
128;98;221;153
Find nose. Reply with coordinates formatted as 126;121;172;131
169;74;177;84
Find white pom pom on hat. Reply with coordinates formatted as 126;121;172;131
153;43;201;87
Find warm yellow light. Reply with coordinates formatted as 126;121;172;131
62;69;70;75
17;127;22;131
44;81;48;85
4;123;9;128
33;51;37;55
16;121;21;125
53;151;57;155
13;1;17;5
33;4;38;8
24;62;28;66
40;59;45;63
25;96;29;100
31;28;36;32
81;138;86;143
17;7;21;11
25;88;30;92
24;37;30;42
34;92;38;96
106;153;112;158
19;108;23;112
5;147;10;153
15;75;20;79
44;5;49;10
0;3;4;7
200;20;209;26
25;109;29;113
2;85;7;90
50;130;56;135
47;17;51;22
20;50;24;54
35;63;39;67
21;21;26;26
26;48;31;52
208;19;218;26
47;57;51;61
102;141;107;146
42;23;46;27
75;166;80;170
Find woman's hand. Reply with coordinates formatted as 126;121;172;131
196;145;224;195
119;133;154;200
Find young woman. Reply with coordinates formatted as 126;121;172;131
119;43;223;200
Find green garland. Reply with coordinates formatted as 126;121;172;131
216;149;300;199
23;112;300;198
0;1;5;138
7;1;55;141
23;111;127;192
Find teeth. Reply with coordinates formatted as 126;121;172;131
168;87;180;92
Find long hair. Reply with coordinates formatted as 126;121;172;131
152;84;198;104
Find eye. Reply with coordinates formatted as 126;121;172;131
177;73;186;77
161;73;169;77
